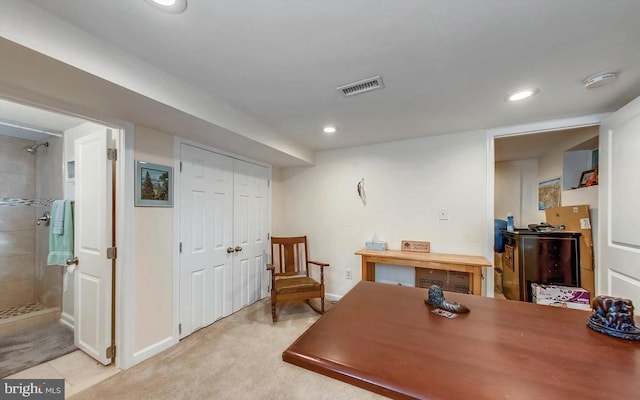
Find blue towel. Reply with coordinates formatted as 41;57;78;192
47;200;74;266
52;200;65;234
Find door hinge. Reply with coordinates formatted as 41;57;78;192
179;242;183;253
106;247;117;259
179;323;182;335
267;232;270;240
268;179;270;188
180;161;183;172
106;345;116;359
107;148;117;161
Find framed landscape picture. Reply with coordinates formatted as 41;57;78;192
135;161;173;207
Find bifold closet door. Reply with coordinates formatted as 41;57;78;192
180;144;269;338
232;160;269;312
180;144;233;338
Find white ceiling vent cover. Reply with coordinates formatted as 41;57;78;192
337;76;385;97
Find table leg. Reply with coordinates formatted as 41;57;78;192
361;258;375;281
472;270;482;296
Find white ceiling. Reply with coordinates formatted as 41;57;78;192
13;0;640;155
495;126;598;163
0;98;84;141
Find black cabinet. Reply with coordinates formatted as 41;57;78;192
502;230;581;302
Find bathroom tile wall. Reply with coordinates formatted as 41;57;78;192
0;134;36;309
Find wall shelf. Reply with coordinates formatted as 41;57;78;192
562;136;598;191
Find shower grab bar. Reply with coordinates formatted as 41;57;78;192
37;211;51;226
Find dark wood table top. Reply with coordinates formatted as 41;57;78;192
283;281;640;400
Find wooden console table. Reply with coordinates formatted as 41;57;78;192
355;249;491;295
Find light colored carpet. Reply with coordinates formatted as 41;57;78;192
0;322;77;378
71;300;384;400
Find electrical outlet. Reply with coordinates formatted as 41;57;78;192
345;268;352;280
439;208;449;220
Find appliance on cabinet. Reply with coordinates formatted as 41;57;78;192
502;230;581;302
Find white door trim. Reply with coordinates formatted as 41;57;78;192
484;113;611;298
114;121;135;369
173;136;272;340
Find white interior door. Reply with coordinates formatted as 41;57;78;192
74;128;113;365
598;96;640;308
180;144;233;338
232;160;269;312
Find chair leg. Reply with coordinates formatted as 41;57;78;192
271;301;277;323
321;296;325;314
271;290;277;323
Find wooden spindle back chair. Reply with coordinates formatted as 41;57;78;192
266;236;329;322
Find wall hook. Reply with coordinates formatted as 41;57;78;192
357;178;366;205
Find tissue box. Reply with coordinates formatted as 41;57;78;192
531;283;591;310
365;241;387;251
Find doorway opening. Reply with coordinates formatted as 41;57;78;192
489;119;603;301
0;97;119;380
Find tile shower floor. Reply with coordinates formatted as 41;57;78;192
6;350;120;398
0;303;46;319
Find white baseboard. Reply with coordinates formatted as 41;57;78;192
326;293;343;302
132;336;177;365
60;312;75;329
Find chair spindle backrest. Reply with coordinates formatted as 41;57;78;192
270;236;309;276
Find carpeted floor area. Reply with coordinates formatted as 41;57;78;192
0;322;77;378
70;299;384;400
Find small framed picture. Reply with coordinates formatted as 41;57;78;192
578;168;596;188
135;161;173;207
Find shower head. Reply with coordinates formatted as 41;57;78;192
23;142;49;154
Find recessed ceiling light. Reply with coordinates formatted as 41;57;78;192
144;0;187;13
508;88;538;102
323;126;338;135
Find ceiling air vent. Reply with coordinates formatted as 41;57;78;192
336;75;385;97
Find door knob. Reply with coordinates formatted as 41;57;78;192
234;246;243;252
227;247;235;254
66;257;79;266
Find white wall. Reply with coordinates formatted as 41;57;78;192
271;166;284;236
275;130;488;298
537;127;598;222
133;126;174;355
495;127;599;227
495;159;538;227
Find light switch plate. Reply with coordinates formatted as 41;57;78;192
439;208;449;220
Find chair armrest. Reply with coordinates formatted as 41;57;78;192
308;260;330;267
308;261;328;285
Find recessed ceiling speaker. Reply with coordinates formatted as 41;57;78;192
583;71;618;89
